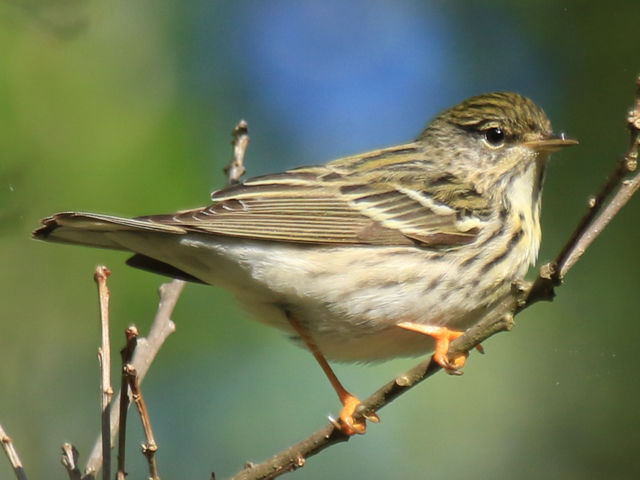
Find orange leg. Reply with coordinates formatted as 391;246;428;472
286;313;379;435
397;323;472;373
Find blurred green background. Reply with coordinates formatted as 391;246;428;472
2;1;640;479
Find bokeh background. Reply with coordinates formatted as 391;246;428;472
2;1;640;479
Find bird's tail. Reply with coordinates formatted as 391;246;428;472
32;212;186;250
33;212;207;282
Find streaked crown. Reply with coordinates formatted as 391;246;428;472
420;92;553;147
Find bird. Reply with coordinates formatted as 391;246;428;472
33;92;578;435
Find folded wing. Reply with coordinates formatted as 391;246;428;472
134;142;490;249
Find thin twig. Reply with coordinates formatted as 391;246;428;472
61;443;81;480
0;423;28;480
94;266;113;480
559;159;640;278
83;280;183;479
230;75;640;480
125;365;160;480
557;76;640;279
526;74;640;306
116;326;139;480
224;120;249;185
82;120;245;477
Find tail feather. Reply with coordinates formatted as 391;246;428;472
126;254;206;283
33;212;186;250
34;212;206;284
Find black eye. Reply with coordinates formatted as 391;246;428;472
484;127;505;146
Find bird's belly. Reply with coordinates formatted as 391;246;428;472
116;232;528;362
158;235;516;361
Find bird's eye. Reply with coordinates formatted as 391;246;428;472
484;127;505;147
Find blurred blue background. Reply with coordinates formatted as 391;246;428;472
2;0;640;478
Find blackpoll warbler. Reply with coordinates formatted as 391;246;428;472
34;92;577;434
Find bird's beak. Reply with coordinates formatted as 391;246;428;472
522;133;579;152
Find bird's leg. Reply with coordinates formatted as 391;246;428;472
397;322;473;374
286;312;379;435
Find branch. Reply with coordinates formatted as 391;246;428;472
0;423;28;480
224;120;249;185
93;266;113;480
83;279;183;479
82;118;246;478
558;76;640;279
61;443;81;480
526;74;640;306
116;326;139;480
231;75;640;480
125;365;160;480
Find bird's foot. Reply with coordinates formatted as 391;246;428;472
330;394;379;435
397;322;473;374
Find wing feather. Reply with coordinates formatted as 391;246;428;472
137;142;490;248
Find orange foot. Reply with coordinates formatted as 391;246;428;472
398;323;473;374
333;393;380;436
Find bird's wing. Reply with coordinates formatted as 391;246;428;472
138;142;492;248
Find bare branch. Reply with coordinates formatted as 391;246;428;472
93;266;113;480
230;75;640;480
557;76;640;279
83;280;183;479
116;326;139;480
224;120;249;185
0;423;28;480
125;365;160;480
61;119;246;479
61;443;81;480
526;73;640;306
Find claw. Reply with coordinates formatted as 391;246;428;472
357;403;380;423
336;395;378;435
397;322;469;374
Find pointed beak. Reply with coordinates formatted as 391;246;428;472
522;132;579;152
